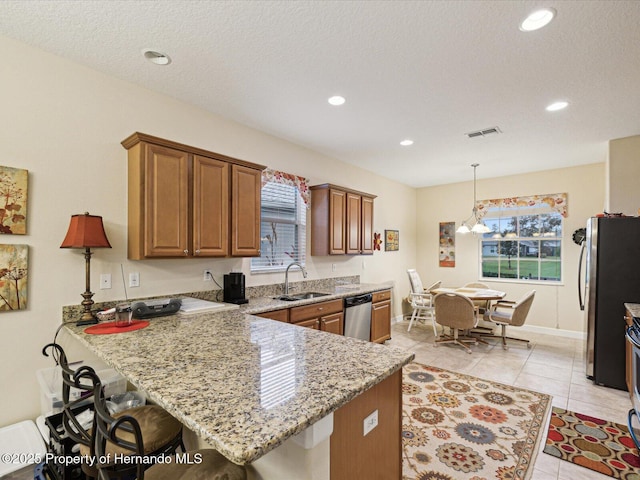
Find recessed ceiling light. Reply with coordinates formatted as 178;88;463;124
400;139;414;146
328;95;346;106
142;49;171;65
520;8;556;32
546;101;569;111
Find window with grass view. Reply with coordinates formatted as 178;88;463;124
251;177;307;273
479;201;563;283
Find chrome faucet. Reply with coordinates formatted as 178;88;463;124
284;262;307;295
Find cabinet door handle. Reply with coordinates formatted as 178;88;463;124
183;249;189;255
195;249;201;255
317;307;324;311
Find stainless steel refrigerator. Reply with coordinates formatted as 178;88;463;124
581;216;640;390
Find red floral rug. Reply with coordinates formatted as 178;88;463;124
402;363;551;480
543;407;640;479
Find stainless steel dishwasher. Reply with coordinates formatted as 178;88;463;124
343;293;373;340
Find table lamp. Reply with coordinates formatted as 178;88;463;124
60;212;112;325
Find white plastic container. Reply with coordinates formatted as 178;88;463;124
36;365;126;416
0;420;47;476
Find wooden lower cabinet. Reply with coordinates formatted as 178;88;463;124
321;312;344;335
296;318;321;329
290;299;344;334
255;309;289;323
257;290;391;340
330;369;402;480
371;290;392;343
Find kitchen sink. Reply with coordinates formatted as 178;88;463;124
274;291;330;301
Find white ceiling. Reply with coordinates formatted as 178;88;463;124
1;0;639;187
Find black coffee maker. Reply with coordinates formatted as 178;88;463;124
223;272;248;304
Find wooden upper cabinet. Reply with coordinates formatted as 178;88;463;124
346;193;361;254
361;195;374;254
123;132;265;259
231;165;261;257
330;189;346;254
193;155;229;257
139;143;189;258
310;184;376;256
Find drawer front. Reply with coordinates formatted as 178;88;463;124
290;299;343;323
255;309;289;323
372;289;391;303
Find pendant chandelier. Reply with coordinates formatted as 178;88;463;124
456;163;490;234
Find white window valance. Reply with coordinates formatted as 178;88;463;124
261;168;310;207
476;193;568;219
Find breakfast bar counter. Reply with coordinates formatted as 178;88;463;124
63;284;413;478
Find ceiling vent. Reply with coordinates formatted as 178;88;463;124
465;126;502;139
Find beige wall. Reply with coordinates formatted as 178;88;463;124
415;163;606;334
0;36;417;426
608;134;640;216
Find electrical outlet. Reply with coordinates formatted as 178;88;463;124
99;274;111;289
203;269;213;281
363;409;378;436
362;260;366;270
129;272;140;288
332;264;336;272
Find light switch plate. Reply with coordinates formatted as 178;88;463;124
363;409;378;436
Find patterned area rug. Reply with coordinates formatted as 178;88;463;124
402;363;552;480
543;407;640;479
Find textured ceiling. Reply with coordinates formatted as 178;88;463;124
1;0;639;187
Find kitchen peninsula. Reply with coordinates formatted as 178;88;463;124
62;284;414;480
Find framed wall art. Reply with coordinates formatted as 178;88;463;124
439;222;455;267
0;165;28;235
385;230;399;251
0;243;28;311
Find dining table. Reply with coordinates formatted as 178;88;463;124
430;286;507;302
430;286;507;336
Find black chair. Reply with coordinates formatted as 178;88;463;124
42;343;184;479
75;367;247;480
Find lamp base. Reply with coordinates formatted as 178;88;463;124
77;310;98;326
76;317;99;327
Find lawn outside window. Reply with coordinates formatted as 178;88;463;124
478;194;566;283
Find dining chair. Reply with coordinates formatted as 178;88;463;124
433;292;479;354
42;343;185;479
482;290;536;350
74;367;247;480
406;269;441;334
463;282;492;313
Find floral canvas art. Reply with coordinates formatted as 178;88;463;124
0;244;28;311
0;165;28;234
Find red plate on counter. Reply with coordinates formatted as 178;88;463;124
84;320;149;335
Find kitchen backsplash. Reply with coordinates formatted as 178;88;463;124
61;275;360;323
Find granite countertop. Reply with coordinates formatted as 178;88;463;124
63;282;413;465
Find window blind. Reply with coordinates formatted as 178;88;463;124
251;181;306;272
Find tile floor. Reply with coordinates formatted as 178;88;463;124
387;320;634;480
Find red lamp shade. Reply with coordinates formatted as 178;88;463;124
60;213;112;249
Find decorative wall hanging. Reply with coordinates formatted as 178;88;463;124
373;232;382;251
0;243;28;311
0;166;28;234
439;222;455;267
385;230;399;251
